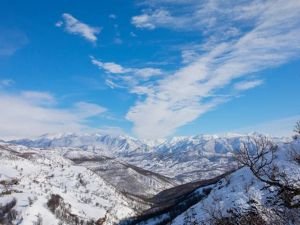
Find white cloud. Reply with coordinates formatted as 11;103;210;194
57;13;101;43
91;57;163;88
131;9;185;30
74;101;107;118
105;79;125;89
181;49;199;64
91;57;127;74
234;79;264;91
0;91;107;140
132;0;287;36
20;91;56;105
132;13;155;29
125;0;300;139
134;68;162;78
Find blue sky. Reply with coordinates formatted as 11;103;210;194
0;0;299;140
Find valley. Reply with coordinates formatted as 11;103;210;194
1;133;299;224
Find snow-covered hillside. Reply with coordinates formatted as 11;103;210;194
123;137;300;225
0;143;136;225
63;150;177;198
1;133;299;225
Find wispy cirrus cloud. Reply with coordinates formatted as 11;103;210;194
132;9;182;30
74;101;107;119
0;90;107;140
20;91;56;105
123;0;300;139
91;57;127;74
91;57;162;78
56;13;101;43
91;56;163;89
234;79;264;91
132;0;270;33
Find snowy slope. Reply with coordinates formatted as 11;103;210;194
126;138;300;225
63;150;177;199
0;143;136;225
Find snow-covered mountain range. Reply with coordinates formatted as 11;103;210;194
9;133;290;183
1;133;299;225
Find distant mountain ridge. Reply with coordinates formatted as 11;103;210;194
9;133;148;157
9;132;288;151
8;132;290;183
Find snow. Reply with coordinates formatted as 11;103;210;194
2;133;299;224
10;132;291;184
170;139;300;225
0;145;136;225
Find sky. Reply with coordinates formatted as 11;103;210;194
0;0;299;140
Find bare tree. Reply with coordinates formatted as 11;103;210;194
235;136;300;209
294;121;300;135
235;136;278;186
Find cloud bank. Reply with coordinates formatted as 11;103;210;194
0;91;107;140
